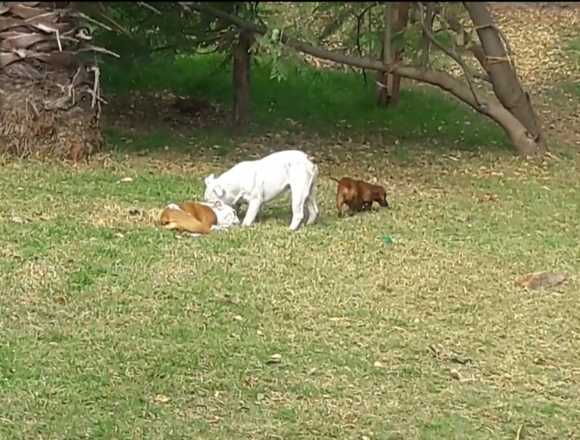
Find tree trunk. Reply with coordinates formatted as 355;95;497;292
420;3;435;67
376;3;393;106
376;2;409;107
464;2;545;154
233;30;253;129
0;2;112;161
389;3;410;106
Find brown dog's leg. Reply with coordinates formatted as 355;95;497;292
336;191;345;217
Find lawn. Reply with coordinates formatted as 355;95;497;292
0;141;578;439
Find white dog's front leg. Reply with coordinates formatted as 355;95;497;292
242;199;261;227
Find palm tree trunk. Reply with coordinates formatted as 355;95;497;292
0;2;114;160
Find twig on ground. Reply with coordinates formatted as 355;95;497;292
137;2;161;15
515;424;523;440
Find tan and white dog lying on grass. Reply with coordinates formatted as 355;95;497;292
203;150;319;231
159;200;240;237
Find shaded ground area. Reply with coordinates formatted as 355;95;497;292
103;4;580;154
107;91;228;132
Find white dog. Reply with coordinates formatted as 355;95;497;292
203;150;319;231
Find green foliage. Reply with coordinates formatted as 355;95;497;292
402;22;424;63
92;2;252;65
253;31;289;82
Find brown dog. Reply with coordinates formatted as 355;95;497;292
330;177;389;216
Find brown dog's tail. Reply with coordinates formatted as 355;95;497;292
327;176;341;183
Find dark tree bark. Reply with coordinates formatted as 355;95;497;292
376;2;410;107
420;2;435;67
464;2;545;154
0;2;116;161
376;3;392;106
389;3;410;106
232;29;253;129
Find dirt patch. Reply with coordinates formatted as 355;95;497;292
103;90;229;135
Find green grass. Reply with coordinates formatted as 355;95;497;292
0;145;578;439
102;54;509;152
561;37;580;96
567;36;580;55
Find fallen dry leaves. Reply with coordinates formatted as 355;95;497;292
515;271;568;290
489;4;580;88
448;4;580;148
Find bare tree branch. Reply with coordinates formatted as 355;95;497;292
473;73;492;83
417;2;483;109
319;5;351;42
354;3;377;85
137;2;161;15
419;2;434;67
442;13;490;75
72;11;112;32
79;45;120;58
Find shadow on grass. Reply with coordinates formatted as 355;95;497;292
101;53;511;158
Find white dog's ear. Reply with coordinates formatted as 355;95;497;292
204;174;215;186
213;185;225;198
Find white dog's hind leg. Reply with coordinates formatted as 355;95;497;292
304;164;319;225
289;196;306;230
305;189;319;225
289;171;311;231
242;198;262;227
